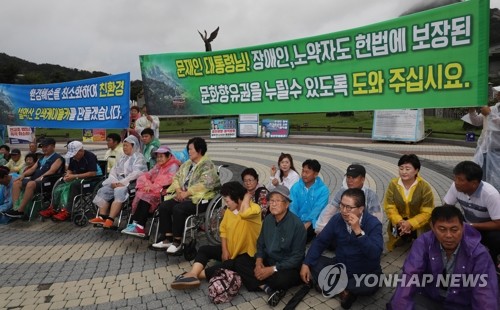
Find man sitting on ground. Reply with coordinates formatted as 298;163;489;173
289;159;329;242
300;188;383;310
443;161;500;273
315;164;382;235
5;138;64;218
231;185;307;307
388;205;498;309
40;141;101;221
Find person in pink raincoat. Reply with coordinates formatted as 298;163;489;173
121;145;181;237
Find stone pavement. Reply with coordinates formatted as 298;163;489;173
0;135;479;310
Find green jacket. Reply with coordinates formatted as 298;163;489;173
165;154;220;204
143;138;160;169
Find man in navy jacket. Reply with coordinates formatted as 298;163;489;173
300;188;383;309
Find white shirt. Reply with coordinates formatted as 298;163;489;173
443;181;500;223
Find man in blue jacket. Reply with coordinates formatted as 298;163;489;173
289;159;329;242
300;188;383;309
388;205;498;310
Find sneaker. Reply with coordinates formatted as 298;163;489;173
4;210;24;218
166;243;183;254
122;223;145;237
40;205;56;218
267;290;286;307
170;275;201;290
89;216;105;225
102;218;114;229
152;240;173;249
52;208;70;221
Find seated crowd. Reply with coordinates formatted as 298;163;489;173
0;135;499;309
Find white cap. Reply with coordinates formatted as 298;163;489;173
66;141;83;158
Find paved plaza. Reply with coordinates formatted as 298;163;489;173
0;135;482;309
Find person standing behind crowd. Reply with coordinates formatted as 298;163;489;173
104;133;124;174
170;181;262;290
468;92;500;189
135;105;160;139
388;206;498;310
90;136;147;228
122;145;181;237
6;149;24;174
141;128;160;169
241;168;268;218
267;153;300;191
384;154;434;251
6;138;64;219
28;141;43;161
315;164;382;235
289;159;329;242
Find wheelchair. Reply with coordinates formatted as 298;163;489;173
149;165;227;261
27;173;65;221
90;179;137;230
71;160;108;226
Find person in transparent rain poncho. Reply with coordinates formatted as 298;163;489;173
90;135;148;228
468;92;500;190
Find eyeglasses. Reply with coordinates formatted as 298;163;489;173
243;178;256;183
339;203;360;212
269;199;285;204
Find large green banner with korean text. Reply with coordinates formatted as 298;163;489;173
140;0;489;117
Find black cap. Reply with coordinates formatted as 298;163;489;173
346;164;366;177
10;149;21;155
38;138;56;147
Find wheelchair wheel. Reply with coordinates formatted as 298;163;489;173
204;194;225;245
73;211;89;227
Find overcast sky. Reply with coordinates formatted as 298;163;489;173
1;0;499;80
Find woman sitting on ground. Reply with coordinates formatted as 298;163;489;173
267;153;300;191
152;137;220;254
122;145;181;237
170;181;262;289
90;135;147;228
384;154;434;251
241;167;269;218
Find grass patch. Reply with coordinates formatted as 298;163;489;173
36;111;480;141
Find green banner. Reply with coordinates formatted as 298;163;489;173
140;0;489;117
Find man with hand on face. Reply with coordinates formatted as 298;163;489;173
388;205;498;310
300;188;383;310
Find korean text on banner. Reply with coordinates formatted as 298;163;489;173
140;0;489;117
0;73;130;129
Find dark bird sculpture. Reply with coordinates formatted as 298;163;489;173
198;26;220;52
